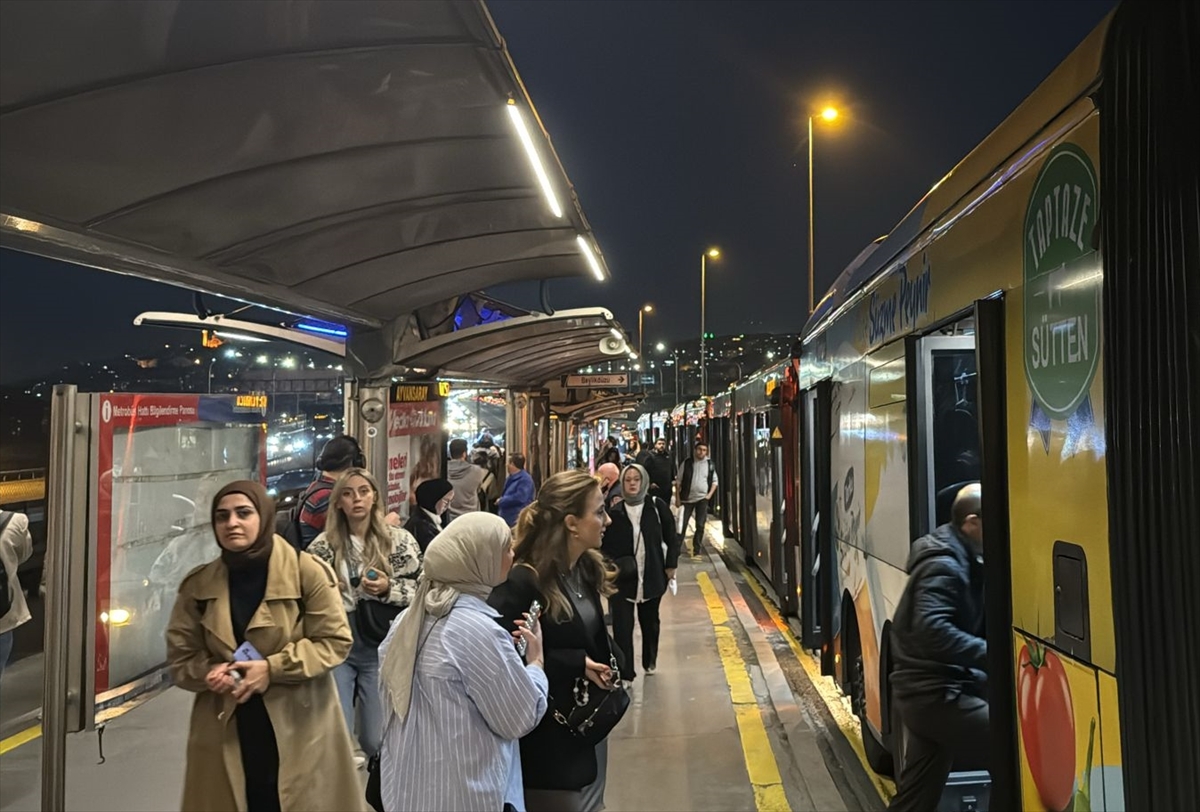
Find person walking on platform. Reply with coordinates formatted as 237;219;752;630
597;437;622;469
308;469;423;767
489;470;627;812
596;463;621;510
166;480;365;812
638;437;676;504
447;438;489;521
405;479;454;553
675;441;718;556
496;453;536;527
297;435;366;549
0;510;33;681
601;465;679;681
378;513;548;812
887;483;989;812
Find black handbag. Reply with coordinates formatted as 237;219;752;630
355;598;402;647
551;633;630;746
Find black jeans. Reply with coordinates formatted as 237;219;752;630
681;500;708;553
887;688;990;812
610;596;662;679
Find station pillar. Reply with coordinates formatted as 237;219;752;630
343;378;391;495
549;414;569;476
507;389;550;489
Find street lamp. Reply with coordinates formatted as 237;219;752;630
808;105;839;314
638;304;654;392
700;247;721;397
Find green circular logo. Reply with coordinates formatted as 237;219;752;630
1023;143;1101;421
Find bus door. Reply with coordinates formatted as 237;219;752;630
799;387;822;648
812;380;837;674
738;411;756;564
750;410;773;579
767;410;792;614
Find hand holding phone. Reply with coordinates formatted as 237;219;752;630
514;599;543;663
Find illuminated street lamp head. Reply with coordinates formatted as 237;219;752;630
655;342;666;352
707;247;721;259
820;106;839;122
643;304;654;313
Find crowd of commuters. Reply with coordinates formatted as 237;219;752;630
161;428;722;811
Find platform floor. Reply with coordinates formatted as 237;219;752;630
1;520;882;812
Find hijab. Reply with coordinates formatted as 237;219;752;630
381;512;513;720
415;479;453;516
211;480;275;571
620;463;650;507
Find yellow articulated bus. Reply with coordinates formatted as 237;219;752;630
781;3;1195;809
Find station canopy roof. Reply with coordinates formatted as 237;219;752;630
0;0;613;332
394;306;632;388
551;393;645;423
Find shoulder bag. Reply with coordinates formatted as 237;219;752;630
551;627;630;746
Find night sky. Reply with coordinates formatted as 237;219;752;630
0;0;1115;384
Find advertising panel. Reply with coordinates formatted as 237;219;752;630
387;383;443;519
94;393;267;695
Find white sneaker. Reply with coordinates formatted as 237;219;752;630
645;665;657;675
354;755;367;770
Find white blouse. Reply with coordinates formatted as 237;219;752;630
625;502;648;604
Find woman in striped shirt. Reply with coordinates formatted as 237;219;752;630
378;513;548;812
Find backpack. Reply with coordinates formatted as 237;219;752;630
0;511;15;617
281;478;329;551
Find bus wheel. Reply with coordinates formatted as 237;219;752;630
852;642;894;776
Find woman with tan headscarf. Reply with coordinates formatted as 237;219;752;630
378;513;548;812
166;480;365;812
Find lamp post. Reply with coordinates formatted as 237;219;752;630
655;342;667;396
700;247;720;397
638;304;654;393
808;106;838;315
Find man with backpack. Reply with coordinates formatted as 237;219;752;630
0;509;34;681
675;441;718;557
293;435;366;549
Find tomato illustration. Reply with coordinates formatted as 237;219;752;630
1017;640;1076;811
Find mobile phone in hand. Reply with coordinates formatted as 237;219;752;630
233;641;263;662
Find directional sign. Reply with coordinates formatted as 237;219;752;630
565;374;629;388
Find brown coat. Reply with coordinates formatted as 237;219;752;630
166;539;367;812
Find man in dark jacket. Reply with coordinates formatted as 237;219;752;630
637;438;676;503
887;483;988;812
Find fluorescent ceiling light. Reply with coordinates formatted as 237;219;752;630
215;330;269;343
578;236;606;281
506;102;562;218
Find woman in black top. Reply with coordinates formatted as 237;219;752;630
404;479;454;552
601;464;680;681
489;470;624;812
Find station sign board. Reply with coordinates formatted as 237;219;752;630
564;374;628;388
387;382;444;518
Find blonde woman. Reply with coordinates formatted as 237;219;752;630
308;468;422;764
489;470;625;812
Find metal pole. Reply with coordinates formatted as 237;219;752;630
674;349;681;404
808;114;815;315
700;253;707;398
638;310;644;394
43;384;78;812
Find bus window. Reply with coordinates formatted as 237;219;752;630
916;324;983;534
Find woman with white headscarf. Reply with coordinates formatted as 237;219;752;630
600;464;680;684
377;513;548;812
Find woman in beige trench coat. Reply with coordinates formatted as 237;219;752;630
166;480;366;812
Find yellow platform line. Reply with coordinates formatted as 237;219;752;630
697;571;790;812
0;724;42;755
739;568;896;804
